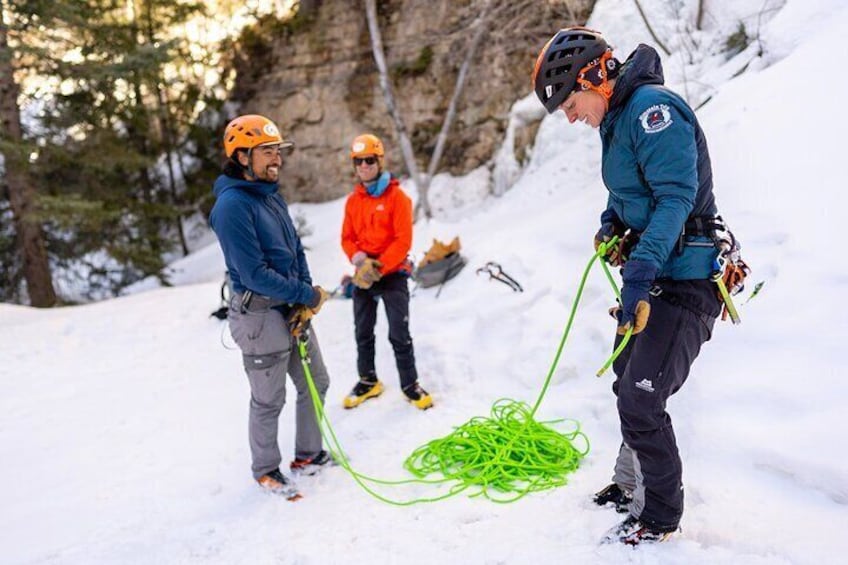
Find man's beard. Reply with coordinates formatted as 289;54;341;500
260;165;280;182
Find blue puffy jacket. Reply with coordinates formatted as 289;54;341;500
600;45;719;280
209;173;317;306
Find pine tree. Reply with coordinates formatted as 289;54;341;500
2;0;222;300
0;0;58;306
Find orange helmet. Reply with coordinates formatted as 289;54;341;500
223;114;293;158
350;133;385;159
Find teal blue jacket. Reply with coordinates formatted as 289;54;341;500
599;45;719;280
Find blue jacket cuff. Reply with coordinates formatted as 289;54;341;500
307;287;321;308
622;259;658;283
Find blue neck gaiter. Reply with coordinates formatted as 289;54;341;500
365;171;391;197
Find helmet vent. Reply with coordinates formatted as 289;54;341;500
532;27;608;114
553;64;571;77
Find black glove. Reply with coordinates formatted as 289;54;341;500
617;259;657;335
594;220;627;266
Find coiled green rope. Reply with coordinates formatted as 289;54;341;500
404;399;589;503
297;239;630;505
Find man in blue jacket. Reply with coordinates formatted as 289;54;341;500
533;29;732;544
209;114;332;499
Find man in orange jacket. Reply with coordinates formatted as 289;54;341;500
341;133;432;410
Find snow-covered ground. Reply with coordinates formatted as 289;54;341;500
2;0;846;563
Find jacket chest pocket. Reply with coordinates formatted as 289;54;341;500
367;206;391;230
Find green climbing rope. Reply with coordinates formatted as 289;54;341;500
404;399;589;503
296;239;630;505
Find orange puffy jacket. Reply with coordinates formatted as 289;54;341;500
341;176;412;276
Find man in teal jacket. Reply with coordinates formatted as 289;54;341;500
210;114;332;498
534;28;731;544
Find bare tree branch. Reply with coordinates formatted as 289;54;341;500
365;0;576;218
365;0;497;220
363;0;426;211
421;0;493;218
696;0;706;30
632;0;671;55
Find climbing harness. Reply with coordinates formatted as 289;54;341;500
677;215;751;324
706;218;750;324
209;273;232;320
712;256;742;324
476;262;524;292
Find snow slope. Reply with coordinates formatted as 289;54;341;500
2;0;847;563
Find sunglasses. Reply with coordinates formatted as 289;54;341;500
253;143;294;158
353;156;378;166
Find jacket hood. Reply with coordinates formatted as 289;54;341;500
608;44;665;112
213;173;279;199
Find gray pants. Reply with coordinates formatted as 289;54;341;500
612;443;637;495
228;298;330;479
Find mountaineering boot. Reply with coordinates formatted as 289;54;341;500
600;515;677;546
290;450;336;476
402;382;433;410
256;469;301;501
343;378;384;409
593;483;632;513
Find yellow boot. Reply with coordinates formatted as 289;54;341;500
343;379;384;409
402;382;433;410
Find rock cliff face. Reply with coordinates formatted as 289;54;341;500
230;0;593;202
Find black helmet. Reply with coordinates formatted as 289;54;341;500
532;27;609;114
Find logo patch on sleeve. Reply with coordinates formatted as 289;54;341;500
639;104;673;134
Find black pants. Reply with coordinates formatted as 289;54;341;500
353;272;418;389
611;279;720;531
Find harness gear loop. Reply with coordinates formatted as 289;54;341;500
676;215;751;322
711;256;743;324
476;262;524;292
702;216;749;323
